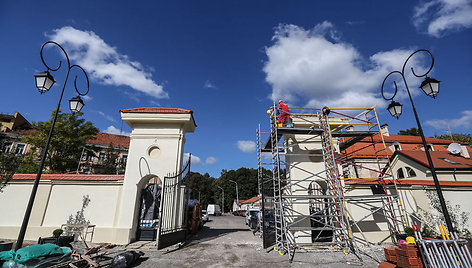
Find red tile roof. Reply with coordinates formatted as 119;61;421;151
120;107;192;114
341;134;471;158
240;196;260;204
346;179;472;187
87;132;130;148
120;107;197;127
393;150;472;170
12;174;124;181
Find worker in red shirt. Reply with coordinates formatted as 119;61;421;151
278;100;290;126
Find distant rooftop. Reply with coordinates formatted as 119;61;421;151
87;132;130;148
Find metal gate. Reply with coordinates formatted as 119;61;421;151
156;158;191;249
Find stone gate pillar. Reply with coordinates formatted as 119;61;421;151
114;108;196;244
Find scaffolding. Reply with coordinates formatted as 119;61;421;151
257;104;408;262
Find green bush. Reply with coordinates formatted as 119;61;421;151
52;229;63;238
404;226;414;237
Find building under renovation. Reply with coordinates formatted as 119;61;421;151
257;105;472;262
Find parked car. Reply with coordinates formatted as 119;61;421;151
245;208;259;225
207;204;221;216
201;210;209;222
232;210;245;216
248;211;259;230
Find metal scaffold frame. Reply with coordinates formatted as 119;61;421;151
257;104;408;263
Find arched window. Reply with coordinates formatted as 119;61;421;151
397;168;405;179
405;167;416;178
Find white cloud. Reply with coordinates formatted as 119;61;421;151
413;0;472;37
425;110;472;130
204;80;216;89
205;156;217;165
104;126;130;136
98;111;116;122
237;140;256;153
82;95;93;101
48;26;168;98
184;153;202;165
149;100;160;106
263;23;424;108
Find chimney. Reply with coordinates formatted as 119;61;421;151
460;145;470;159
380;124;389;136
346;125;354;132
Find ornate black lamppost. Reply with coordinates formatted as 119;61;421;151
15;41;90;250
381;49;453;233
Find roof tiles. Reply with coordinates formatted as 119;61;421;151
12;174;124;181
87;132;130;148
393;150;472;170
120;107;192;114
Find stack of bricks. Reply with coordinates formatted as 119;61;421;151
379;244;424;268
384;247;398;263
396;243;423;268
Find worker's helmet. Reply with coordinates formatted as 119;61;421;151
278;99;283;103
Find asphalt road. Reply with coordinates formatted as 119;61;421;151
133;214;381;267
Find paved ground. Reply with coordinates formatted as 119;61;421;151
125;214;384;267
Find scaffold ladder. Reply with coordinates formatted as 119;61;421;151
319;107;358;255
269;105;289;256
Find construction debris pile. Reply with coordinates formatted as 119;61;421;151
0;242;145;268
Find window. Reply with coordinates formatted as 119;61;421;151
405;167;416;178
2;142;12;153
440;158;460;165
422;144;434;151
85;152;94;161
396;168;405;179
14;143;25;154
121;154;128;164
392;142;402;151
98;152;105;162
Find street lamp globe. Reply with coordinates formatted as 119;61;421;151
387;100;403;119
69;96;84;113
34;71;55;94
420;77;440;98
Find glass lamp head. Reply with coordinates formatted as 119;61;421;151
387;100;402;119
420;77;440;99
69;96;84;113
34;71;55;94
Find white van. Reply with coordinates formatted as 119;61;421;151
207;204;221;216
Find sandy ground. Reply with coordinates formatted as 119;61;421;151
125;214;384;267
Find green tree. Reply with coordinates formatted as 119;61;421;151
216;168;259;212
435;133;472;145
0;133;22;192
18;110;98;174
188;172;216;209
397;128;420;136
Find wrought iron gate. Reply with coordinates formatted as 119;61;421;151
156;158;191;249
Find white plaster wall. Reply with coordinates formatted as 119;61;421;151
0;181;123;243
42;184;122;227
347;185;472;243
0;183;32;226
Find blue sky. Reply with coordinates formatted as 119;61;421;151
0;1;471;177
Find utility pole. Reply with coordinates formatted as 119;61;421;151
217;185;224;214
229;180;239;210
